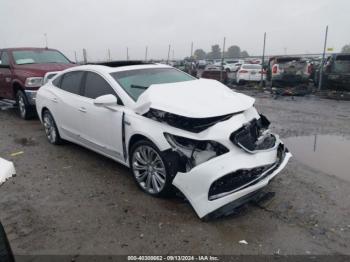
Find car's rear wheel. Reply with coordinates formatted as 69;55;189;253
42;110;62;145
16;90;33;120
130;140;177;197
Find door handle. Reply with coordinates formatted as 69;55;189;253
50;98;58;103
78;107;87;113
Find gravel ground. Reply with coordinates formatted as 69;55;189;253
0;93;350;256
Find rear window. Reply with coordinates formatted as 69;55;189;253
241;64;261;70
60;71;84;95
335;55;350;61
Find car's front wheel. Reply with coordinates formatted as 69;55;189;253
42;110;62;145
130;140;177;197
16;91;33;120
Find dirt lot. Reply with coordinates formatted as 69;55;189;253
0;93;350;256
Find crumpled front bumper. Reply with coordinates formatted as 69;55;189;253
172;142;291;219
24;90;37;105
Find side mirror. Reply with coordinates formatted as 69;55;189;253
94;94;118;107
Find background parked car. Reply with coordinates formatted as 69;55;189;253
197;60;207;69
267;56;311;87
0;47;75;119
314;53;350;91
201;69;228;83
236;64;265;84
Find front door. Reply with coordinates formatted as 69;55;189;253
79;71;124;161
0;51;12;98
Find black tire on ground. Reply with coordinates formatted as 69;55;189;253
42;110;63;145
130;139;179;197
0;222;14;262
225;68;230;73
16;90;34;120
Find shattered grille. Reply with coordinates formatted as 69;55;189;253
208;165;272;200
208;144;287;201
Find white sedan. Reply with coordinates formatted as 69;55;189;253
36;63;291;219
236;64;266;84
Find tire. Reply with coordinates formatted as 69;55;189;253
16;90;34;120
42;110;63;145
0;222;14;262
225;68;230;73
130;139;178;197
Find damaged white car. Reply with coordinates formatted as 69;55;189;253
36;62;291;219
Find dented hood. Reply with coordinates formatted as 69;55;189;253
134;78;255;118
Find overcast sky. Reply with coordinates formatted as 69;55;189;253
0;0;349;61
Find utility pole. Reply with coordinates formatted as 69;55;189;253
108;48;111;61
145;46;148;61
126;47;129;61
190;41;193;59
74;51;78;64
44;33;48;48
220;37;226;83
260;32;266;87
83;48;87;64
166;44;171;64
318;25;328;91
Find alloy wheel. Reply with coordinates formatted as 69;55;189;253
43;113;57;143
18;95;26;118
132;145;166;194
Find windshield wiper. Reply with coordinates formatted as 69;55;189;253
130;84;148;89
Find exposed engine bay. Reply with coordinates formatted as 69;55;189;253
144;108;239;133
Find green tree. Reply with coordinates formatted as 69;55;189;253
341;44;350;53
240;50;249;58
206;44;221;59
193;49;206;60
226;45;241;58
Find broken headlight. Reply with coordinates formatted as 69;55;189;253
164;133;229;172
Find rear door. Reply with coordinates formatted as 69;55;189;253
79;71;124;160
52;71;85;141
0;51;12;98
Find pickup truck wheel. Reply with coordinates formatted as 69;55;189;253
42;110;62;145
16;91;33;120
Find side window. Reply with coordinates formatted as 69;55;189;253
0;52;10;65
84;72;116;99
60;71;84;95
52;75;62;87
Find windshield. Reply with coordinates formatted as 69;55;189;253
111;68;195;101
13;50;71;65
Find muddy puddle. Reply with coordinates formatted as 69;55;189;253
283;135;350;182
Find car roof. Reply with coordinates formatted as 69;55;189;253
0;47;59;52
64;63;173;74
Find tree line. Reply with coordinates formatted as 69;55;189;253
192;45;249;60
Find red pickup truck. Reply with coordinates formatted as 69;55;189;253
0;47;75;119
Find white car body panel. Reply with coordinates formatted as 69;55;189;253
134;79;254;117
36;64;291;219
0;158;16;185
